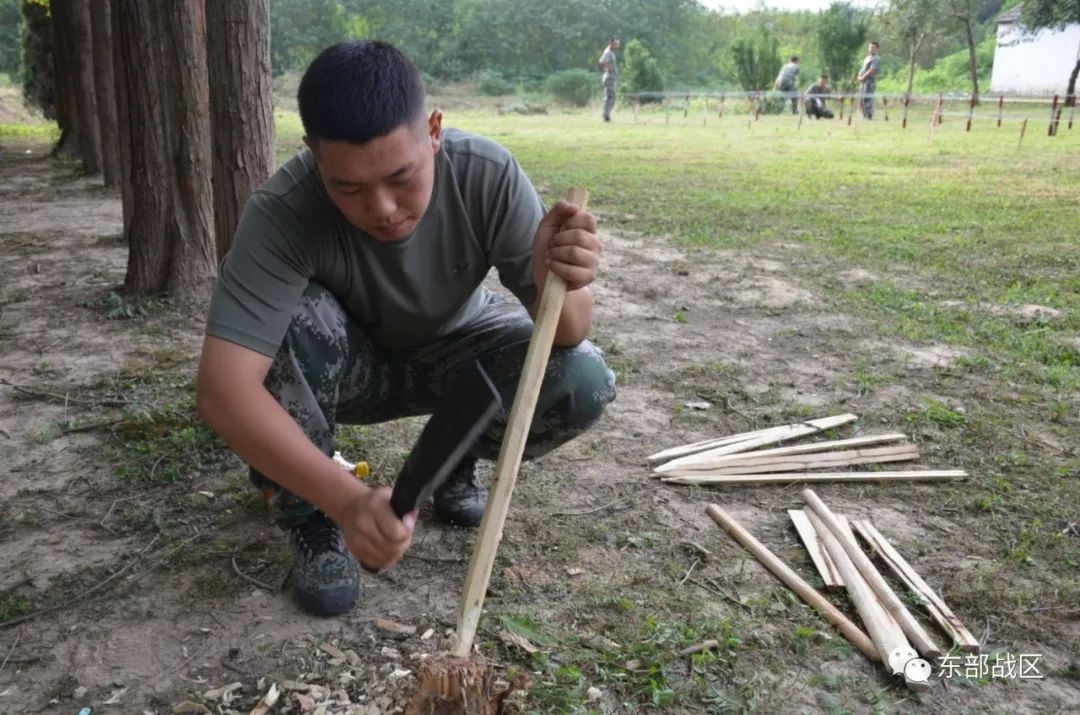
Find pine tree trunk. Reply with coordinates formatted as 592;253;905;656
89;0;120;186
114;0;216;304
66;0;103;173
110;0;133;230
206;0;274;259
1067;57;1080;108
49;0;79;158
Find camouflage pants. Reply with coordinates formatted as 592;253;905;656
861;92;875;120
603;77;617;120
253;283;617;525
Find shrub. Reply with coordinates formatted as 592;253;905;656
477;69;514;96
545;69;595;107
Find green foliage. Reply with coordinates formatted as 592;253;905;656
270;0;368;75
878;35;995;93
0;0;20;79
19;0;53;119
544;69;594;107
476;70;514;96
1022;0;1080;28
623;38;664;101
731;29;781;91
818;2;870;90
81;290;170;321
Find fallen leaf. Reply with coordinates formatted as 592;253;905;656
345;649;360;665
499;629;539;654
295;693;316;712
103;688;127;705
172;703;209;714
319;642;347;660
373;618;416;635
203;682;242;700
390;668;412;679
587;686;602;702
684;400;712;410
280;680;311;692
249;683;280;715
420;628;435;640
623;659;641;670
565;567;586;576
380;646;401;659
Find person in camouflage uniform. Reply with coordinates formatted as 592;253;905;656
774;56;801;115
857;41;881;120
197;41;615;617
599;36;619;122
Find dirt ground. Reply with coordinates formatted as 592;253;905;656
0;143;1077;715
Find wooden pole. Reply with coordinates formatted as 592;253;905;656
882;95;889;122
703;95;708;126
937;93;944;125
901;93;910;129
704;505;878;661
684;92;690;119
633;94;639;123
966;93;976;132
718;92;725;119
852;520;980;652
1018;117;1028;148
1048;94;1059;136
803;510;908;664
1068;95;1076;130
661;470;967;485
453;188;589;657
839;94;845;121
997;95;1004;127
648;424;791;463
929;95;941;143
665;93;670;124
802;490;942;659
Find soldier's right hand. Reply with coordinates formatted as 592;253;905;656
338;486;416;570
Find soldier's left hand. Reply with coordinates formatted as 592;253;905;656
532;201;602;292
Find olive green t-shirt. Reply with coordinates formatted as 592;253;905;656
206;129;545;356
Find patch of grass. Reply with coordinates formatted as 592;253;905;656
0;122;58;141
80;290;171;321
0;593;31;622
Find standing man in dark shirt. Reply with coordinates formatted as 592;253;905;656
774;56;801;115
857;41;881;120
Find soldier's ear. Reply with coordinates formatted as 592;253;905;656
427;110;443;154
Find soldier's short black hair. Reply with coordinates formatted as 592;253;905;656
298;40;426;145
820;73;829;80
609;35;618;43
869;40;880;47
790;56;799;62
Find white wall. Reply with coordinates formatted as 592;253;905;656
990;22;1080;95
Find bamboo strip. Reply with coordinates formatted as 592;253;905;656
852;520;980;652
660;470;967;485
803;490;942;660
659;445;918;476
654;433;908;472
655;414;857;471
788;509;843;588
646;425;789;463
704;504;878;661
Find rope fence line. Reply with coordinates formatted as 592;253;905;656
626;89;1077;140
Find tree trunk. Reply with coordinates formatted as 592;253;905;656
49;0;78;158
114;0;216;304
89;0;121;186
1068;56;1080;107
963;16;979;103
110;0;133;230
206;0;274;259
66;0;103;173
905;39;921;98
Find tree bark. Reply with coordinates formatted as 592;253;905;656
89;0;121;186
207;0;274;259
904;37;923;98
963;16;979;102
66;0;103;173
114;0;216;304
110;0;133;230
1068;57;1080;107
49;0;78;158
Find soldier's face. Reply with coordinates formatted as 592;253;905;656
310;111;443;243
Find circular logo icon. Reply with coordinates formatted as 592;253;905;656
904;657;932;683
888;646;919;675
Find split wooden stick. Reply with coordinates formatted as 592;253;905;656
803;490;942;660
852;520;980;652
788;509;843;588
660;470;967;485
704;504;878;661
653;433;909;473
452;188;589;658
655;414;857;472
803;509;922;691
647;425;790;463
661;444;919;476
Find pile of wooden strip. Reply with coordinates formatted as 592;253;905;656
706;491;979;691
649;413;967;486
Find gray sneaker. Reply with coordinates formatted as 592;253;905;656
287;511;360;616
433;457;487;527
